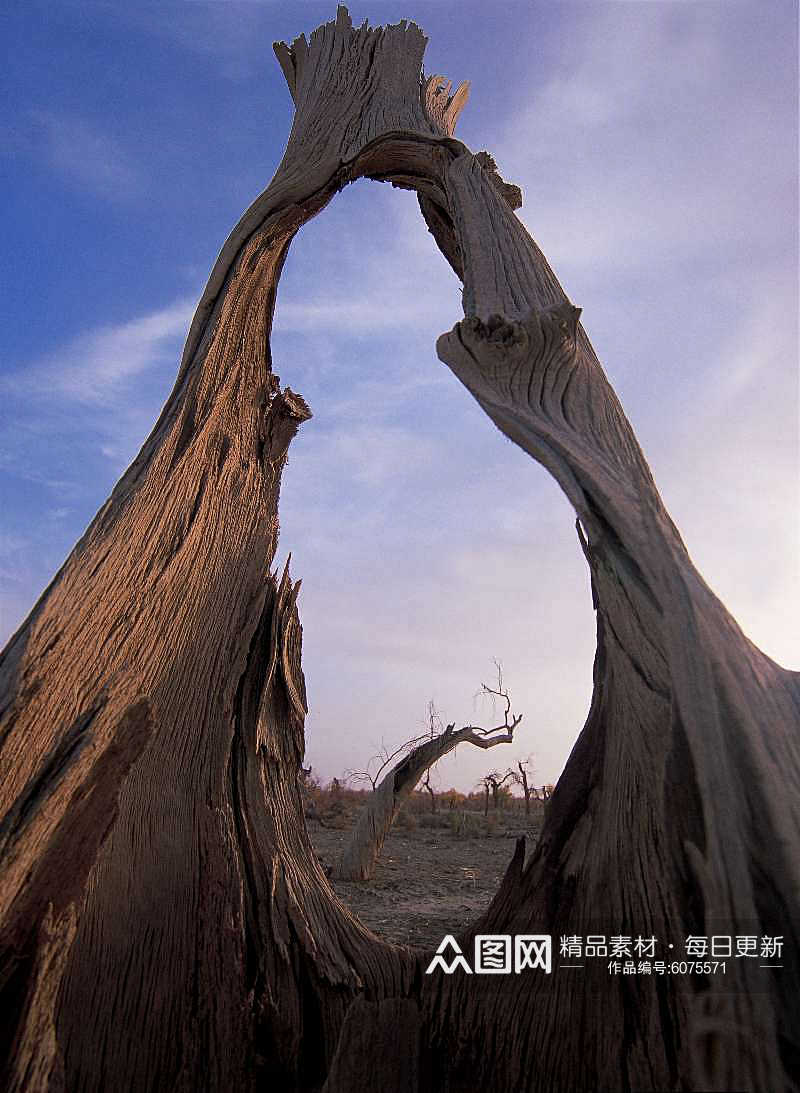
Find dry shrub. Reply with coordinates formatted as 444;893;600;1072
448;811;484;838
395;808;418;830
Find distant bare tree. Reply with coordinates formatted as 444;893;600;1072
477;768;514;816
478;773;492;817
334;671;521;880
510;755;536;816
485;769;515;811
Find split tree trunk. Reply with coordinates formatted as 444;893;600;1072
1;8;798;1093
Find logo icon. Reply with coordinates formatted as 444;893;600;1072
425;935;473;975
425;934;552;975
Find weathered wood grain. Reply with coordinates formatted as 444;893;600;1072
1;6;797;1091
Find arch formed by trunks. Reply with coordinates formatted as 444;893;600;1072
0;8;797;1092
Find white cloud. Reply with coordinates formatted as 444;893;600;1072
4;297;194;407
0;532;45;641
274;295;447;336
25;110;145;202
653;290;799;669
115;3;282;82
274;181;461;337
333;424;440;488
0;296;200;644
295;503;597;790
496;6;792;284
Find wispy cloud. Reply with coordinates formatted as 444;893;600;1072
274;183;462;339
4;297;194;407
113;3;285;83
655;289;799;669
497;5;794;283
0;295;196;645
293;489;597;792
21;110;146;202
329;424;440;488
274;295;452;335
0;531;49;643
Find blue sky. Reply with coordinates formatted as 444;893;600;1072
1;1;797;792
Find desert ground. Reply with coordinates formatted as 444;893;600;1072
307;806;544;948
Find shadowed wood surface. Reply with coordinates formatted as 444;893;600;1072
1;7;797;1092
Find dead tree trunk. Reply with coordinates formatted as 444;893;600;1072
516;760;532;816
489;770;513;811
0;8;797;1093
334;716;518;882
421;771;436;814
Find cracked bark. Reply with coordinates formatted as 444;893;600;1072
0;6;797;1092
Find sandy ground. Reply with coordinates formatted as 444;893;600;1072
308;816;541;949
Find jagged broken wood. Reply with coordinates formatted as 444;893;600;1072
0;7;797;1093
